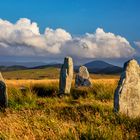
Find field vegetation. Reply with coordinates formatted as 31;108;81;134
0;76;140;139
2;67;120;80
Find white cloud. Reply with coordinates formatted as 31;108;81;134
134;41;140;48
44;28;72;54
0;18;135;59
62;28;135;58
133;41;140;57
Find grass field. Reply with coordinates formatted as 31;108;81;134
2;67;120;80
0;76;139;140
2;67;60;80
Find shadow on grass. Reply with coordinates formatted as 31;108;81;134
31;84;58;97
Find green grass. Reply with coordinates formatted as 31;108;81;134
0;80;139;139
2;67;60;79
2;67;120;80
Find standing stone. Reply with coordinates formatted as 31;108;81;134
0;72;8;108
75;66;91;87
59;57;73;94
114;59;140;118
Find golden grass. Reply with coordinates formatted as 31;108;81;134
5;78;118;87
5;79;59;87
0;78;139;140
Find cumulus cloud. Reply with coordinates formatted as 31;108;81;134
62;28;135;58
0;18;71;56
0;18;135;59
133;41;140;57
134;41;140;48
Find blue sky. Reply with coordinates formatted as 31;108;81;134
0;0;139;42
0;0;139;65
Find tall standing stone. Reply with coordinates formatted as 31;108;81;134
59;57;73;94
75;66;91;87
0;72;8;108
114;59;140;118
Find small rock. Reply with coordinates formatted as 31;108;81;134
75;66;91;87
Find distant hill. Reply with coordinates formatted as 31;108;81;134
32;60;123;74
0;64;61;72
31;64;62;69
0;65;27;72
0;60;123;74
83;60;123;74
84;60;113;69
0;60;62;71
0;61;47;67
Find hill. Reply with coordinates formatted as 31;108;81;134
0;65;27;72
83;60;123;74
34;60;123;74
0;60;123;75
31;64;62;69
0;61;47;67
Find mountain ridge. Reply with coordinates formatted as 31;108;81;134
0;60;123;74
83;60;123;74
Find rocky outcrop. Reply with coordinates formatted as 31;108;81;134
75;66;91;87
0;72;8;108
59;57;73;94
114;59;140;118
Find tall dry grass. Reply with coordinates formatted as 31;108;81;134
0;79;139;139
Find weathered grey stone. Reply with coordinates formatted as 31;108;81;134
75;66;91;87
114;59;140;118
59;57;73;94
0;72;8;108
